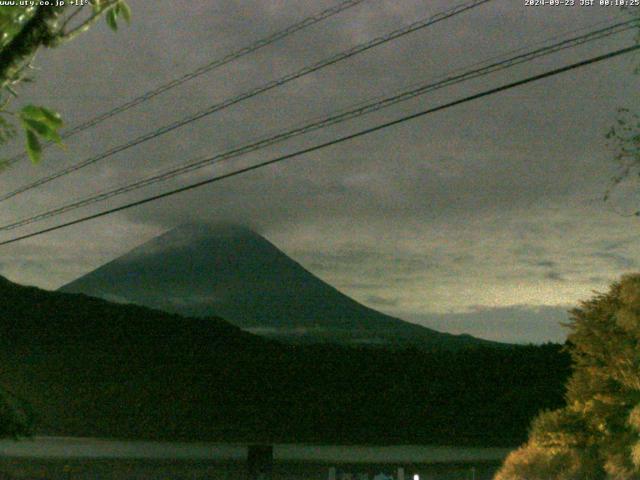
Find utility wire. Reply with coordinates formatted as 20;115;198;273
2;0;370;167
0;0;492;203
1;42;637;247
1;18;636;233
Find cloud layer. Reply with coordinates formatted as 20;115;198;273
0;1;639;342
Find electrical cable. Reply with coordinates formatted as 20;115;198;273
1;42;637;246
1;0;371;167
0;0;492;203
1;18;636;233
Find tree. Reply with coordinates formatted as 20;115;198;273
0;0;130;165
0;0;130;439
602;8;640;212
495;274;640;480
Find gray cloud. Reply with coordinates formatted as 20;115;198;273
545;271;566;282
592;252;638;270
535;260;557;269
405;304;571;344
365;295;400;308
0;1;638;343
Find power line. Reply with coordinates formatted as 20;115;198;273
1;18;636;233
2;0;371;168
0;0;492;203
1;42;637;247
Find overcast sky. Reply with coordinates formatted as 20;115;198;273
1;0;639;343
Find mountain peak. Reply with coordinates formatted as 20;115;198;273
170;222;257;238
60;223;496;349
147;223;260;248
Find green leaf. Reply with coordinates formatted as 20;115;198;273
106;8;118;31
38;107;63;128
20;105;41;119
25;129;41;164
22;118;62;144
21;105;63;129
91;0;108;13
118;1;131;23
21;118;48;136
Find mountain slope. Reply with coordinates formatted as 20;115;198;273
0;275;569;445
0;274;278;440
60;223;493;348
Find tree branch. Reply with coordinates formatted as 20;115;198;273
0;6;65;89
59;5;85;32
59;2;118;42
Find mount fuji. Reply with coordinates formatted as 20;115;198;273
60;223;495;349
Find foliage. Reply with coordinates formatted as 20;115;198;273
0;6;37;50
0;0;130;439
0;275;571;445
18;104;63;163
495;442;601;480
604;108;640;213
0;1;131;165
495;274;640;479
603;8;640;210
0;388;32;440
